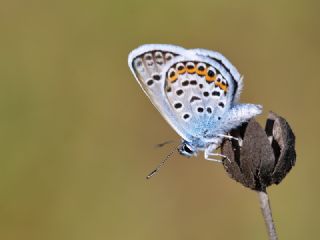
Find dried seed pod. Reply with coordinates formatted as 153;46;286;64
221;112;296;191
265;112;296;184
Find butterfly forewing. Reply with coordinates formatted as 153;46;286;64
128;44;194;141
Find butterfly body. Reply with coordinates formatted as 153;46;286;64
128;44;262;160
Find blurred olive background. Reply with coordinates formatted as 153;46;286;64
0;0;319;239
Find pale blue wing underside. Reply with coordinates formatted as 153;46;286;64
128;44;194;141
192;48;243;102
128;44;240;140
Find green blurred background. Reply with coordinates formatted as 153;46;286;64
0;0;319;239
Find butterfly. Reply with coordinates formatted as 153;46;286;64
128;44;262;163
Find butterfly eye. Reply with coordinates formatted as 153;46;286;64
176;63;186;74
206;67;216;82
168;68;178;83
178;142;194;157
196;63;206;76
186;62;196;74
183;144;194;154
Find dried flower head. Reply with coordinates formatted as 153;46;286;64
221;112;296;192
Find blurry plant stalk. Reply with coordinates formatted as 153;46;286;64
221;112;296;240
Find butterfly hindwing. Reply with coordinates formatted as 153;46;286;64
163;56;235;138
192;48;243;102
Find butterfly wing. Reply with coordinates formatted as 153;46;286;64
192;48;263;138
128;44;194;141
129;44;237;140
161;55;236;139
192;48;243;102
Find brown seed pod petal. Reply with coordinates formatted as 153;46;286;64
266;112;296;184
240;119;275;191
221;138;247;187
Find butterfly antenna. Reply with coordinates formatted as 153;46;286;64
146;146;177;180
154;140;175;148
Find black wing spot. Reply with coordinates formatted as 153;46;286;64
218;117;221;120
199;84;203;89
190;96;201;103
197;107;204;113
147;79;154;86
174;102;183;109
212;91;220;96
169;70;176;78
218;102;225;108
207;69;215;77
187;64;193;69
206;107;212;114
182;80;189;86
203;91;209;97
177;65;184;71
198;65;205;71
183;114;190;119
153;74;161;81
190;80;197;85
166;87;171;92
176;89;183;96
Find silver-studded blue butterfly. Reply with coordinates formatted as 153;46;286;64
128;44;262;163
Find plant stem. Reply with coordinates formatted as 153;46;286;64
258;191;278;240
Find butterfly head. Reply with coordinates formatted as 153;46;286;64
178;140;198;157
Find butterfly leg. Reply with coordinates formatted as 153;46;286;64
218;134;239;141
217;134;243;147
204;152;223;163
204;144;230;163
205;152;230;163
